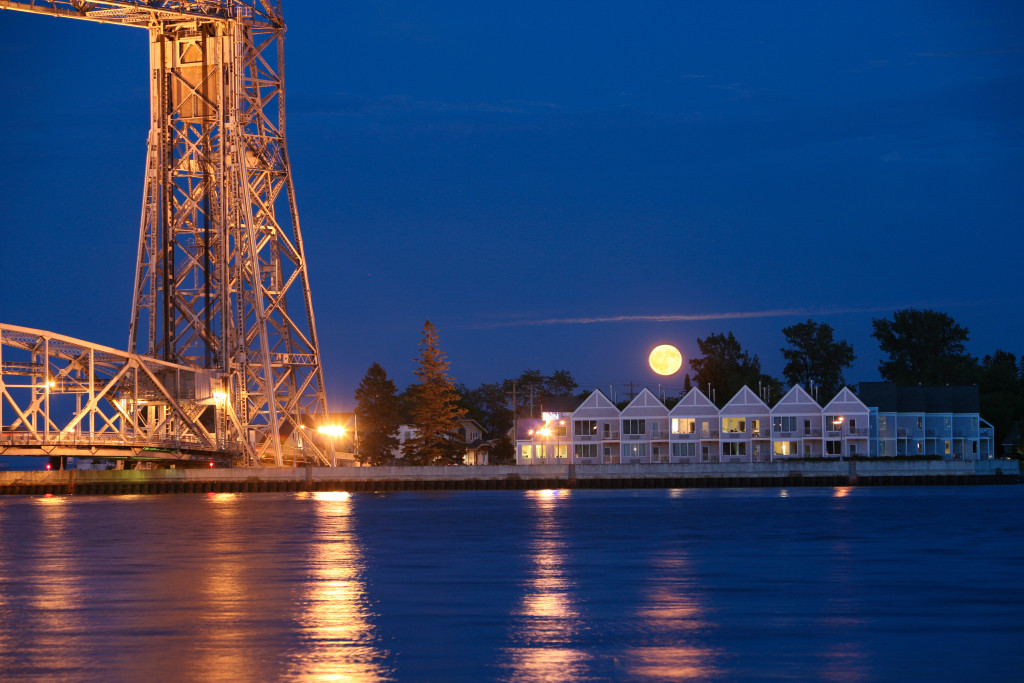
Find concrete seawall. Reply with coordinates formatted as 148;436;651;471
0;459;1018;495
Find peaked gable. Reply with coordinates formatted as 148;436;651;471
772;385;821;413
720;385;769;414
571;389;621;418
621;388;668;416
668;387;718;417
675;387;716;409
821;387;869;413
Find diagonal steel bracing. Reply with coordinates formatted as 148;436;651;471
2;1;335;466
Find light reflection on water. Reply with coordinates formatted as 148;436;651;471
624;552;719;681
503;489;590;682
285;491;390;681
0;487;1021;681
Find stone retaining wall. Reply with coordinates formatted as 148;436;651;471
0;459;1017;495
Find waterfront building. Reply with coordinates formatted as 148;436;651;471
668;387;719;463
856;383;995;460
719;386;770;463
770;385;823;459
516;383;995;465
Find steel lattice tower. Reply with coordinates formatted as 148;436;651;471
3;1;334;466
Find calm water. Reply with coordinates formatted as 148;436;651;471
0;486;1022;681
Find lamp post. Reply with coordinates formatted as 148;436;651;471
836;416;845;461
317;425;347;467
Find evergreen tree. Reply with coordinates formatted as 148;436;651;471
353;362;401;466
871;308;976;385
781;319;856;398
488;436;517;465
403;320;467;465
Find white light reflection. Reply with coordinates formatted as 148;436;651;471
22;496;86;676
285;491;389;681
622;550;720;680
503;489;589;682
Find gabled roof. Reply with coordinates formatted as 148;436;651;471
669;387;716;411
572;389;620;416
621;388;668;415
720;385;769;414
771;385;821;414
821;387;869;413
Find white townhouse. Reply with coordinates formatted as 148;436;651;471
718;386;771;463
770;385;823;458
619;389;669;464
516;382;996;466
820;388;871;459
570;389;620;463
668;387;720;463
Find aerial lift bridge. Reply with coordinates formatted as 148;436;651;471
0;1;335;467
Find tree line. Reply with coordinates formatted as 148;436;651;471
354;309;1024;465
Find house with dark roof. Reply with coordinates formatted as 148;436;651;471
857;383;994;459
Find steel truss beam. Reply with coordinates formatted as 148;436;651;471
3;1;335;466
0;323;229;461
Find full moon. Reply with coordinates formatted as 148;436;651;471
648;344;683;376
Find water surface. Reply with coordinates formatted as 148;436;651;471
1;486;1021;681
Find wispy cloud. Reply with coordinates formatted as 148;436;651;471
468;305;902;329
468;298;1021;330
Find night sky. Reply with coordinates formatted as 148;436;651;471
2;1;1022;410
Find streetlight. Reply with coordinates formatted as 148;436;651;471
835;416;844;461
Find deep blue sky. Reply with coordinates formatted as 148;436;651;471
1;1;1022;410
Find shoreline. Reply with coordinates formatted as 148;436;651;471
0;459;1018;495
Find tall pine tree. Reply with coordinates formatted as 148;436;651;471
353;362;401;466
403;321;467;465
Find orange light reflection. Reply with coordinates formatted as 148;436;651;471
504;489;588;681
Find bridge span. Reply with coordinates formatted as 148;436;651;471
0;324;320;467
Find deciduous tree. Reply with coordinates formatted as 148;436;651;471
871;309;976;385
690;332;773;406
403;321;467;465
353;362;401;466
781;319;856;398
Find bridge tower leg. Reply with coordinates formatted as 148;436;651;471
127;12;332;466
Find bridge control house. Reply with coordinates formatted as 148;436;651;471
516;383;995;465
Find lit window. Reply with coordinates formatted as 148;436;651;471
773;441;798;456
521;445;532;459
555;445;568;459
722;418;745;433
672;418;695;434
